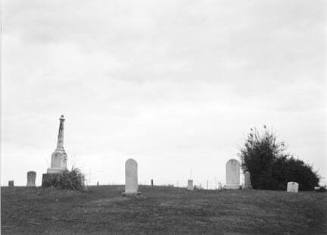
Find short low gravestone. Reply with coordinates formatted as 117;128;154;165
287;182;299;193
27;171;36;187
8;180;14;187
187;179;194;190
123;158;140;195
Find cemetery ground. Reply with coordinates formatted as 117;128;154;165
2;186;327;234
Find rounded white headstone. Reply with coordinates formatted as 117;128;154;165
225;159;240;189
125;159;138;194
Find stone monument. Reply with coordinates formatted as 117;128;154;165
42;115;69;187
225;159;240;189
124;159;139;195
151;179;154;187
287;182;299;193
8;180;14;187
187;179;194;190
47;115;68;174
243;171;252;189
27;171;36;187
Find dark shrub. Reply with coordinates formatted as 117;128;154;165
59;168;85;191
240;126;320;191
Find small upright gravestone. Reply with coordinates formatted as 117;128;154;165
243;171;252;189
8;180;14;187
151;179;154;187
187;179;194;190
287;182;299;193
225;159;241;189
124;159;139;195
27;171;36;187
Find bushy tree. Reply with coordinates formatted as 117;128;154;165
240;126;319;191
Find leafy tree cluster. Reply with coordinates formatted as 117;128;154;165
240;126;319;191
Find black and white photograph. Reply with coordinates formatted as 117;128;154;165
1;0;327;234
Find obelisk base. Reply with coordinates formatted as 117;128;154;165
242;185;253;190
42;173;61;187
224;184;241;190
47;168;66;174
122;191;141;196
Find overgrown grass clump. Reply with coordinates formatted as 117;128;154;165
42;168;85;191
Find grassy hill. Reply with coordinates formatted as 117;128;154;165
2;185;327;234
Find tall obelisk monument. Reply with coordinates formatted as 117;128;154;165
47;115;68;173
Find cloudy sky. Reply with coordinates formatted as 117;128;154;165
2;0;326;187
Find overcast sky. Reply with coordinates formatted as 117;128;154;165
2;0;326;187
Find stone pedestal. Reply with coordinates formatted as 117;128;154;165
225;184;240;189
42;173;61;187
47;167;66;174
47;147;67;173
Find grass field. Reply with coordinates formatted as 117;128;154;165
2;185;327;234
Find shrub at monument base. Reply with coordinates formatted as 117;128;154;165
240;126;320;191
42;168;85;191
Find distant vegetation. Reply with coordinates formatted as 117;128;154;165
240;126;319;191
42;168;85;191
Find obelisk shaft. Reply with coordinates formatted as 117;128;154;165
56;115;65;150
